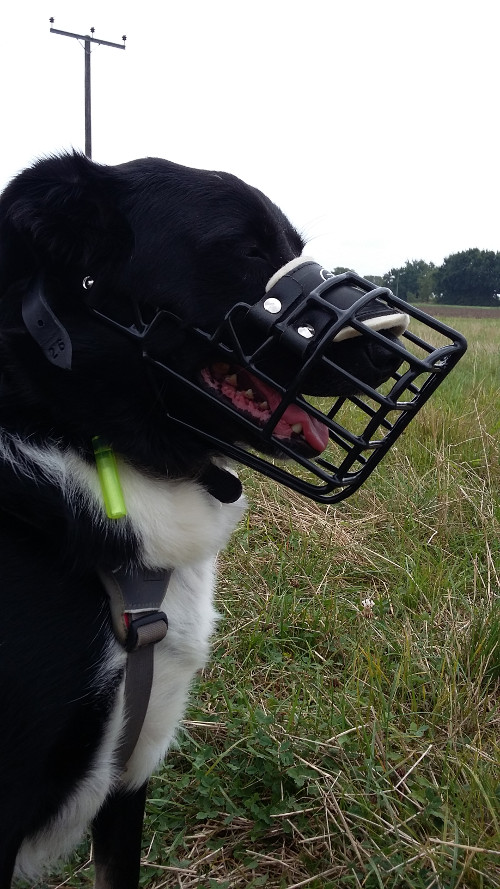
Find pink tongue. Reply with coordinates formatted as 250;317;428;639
253;377;330;454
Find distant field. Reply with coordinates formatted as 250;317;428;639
415;303;500;320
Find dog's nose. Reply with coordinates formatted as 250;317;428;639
365;330;404;375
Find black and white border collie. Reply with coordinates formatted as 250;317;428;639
0;154;399;888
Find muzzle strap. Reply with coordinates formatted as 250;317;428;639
21;279;73;370
262;258;410;346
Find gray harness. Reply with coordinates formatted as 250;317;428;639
0;498;171;772
100;566;172;771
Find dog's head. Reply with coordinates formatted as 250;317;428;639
0;153;466;501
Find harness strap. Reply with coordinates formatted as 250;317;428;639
99;565;173;772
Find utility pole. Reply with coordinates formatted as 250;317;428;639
49;19;126;159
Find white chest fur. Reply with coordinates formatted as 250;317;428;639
13;442;246;880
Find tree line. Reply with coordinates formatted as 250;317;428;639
335;248;500;306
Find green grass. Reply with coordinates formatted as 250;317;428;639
41;316;500;889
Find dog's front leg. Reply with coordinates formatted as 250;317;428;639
0;832;22;889
92;782;148;889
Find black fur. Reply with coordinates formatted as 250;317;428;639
0;154;304;475
0;153;307;888
0;153;396;888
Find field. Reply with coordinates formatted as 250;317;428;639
40;314;499;889
416;305;500;321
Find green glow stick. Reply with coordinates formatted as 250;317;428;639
92;436;127;519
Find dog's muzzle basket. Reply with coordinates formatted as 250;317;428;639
143;259;467;502
80;257;468;503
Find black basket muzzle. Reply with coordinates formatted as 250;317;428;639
141;257;467;502
23;258;467;503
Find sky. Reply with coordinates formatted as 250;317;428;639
0;0;498;277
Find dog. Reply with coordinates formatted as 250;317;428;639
0;153;407;888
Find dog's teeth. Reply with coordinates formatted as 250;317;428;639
225;374;238;386
258;400;269;410
244;389;255;400
292;423;303;434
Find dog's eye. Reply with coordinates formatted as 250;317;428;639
245;246;268;262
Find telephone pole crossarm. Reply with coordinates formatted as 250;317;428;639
50;27;126;50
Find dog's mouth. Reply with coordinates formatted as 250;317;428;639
200;362;330;454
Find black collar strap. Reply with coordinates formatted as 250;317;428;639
100;565;172;773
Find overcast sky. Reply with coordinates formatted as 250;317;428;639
1;0;498;276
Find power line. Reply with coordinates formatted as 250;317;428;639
49;18;126;159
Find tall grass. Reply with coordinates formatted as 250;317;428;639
46;317;500;889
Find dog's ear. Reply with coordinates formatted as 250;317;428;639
0;152;133;285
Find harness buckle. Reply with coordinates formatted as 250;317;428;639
125;611;168;653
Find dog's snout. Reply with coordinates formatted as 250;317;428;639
365;330;404;374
